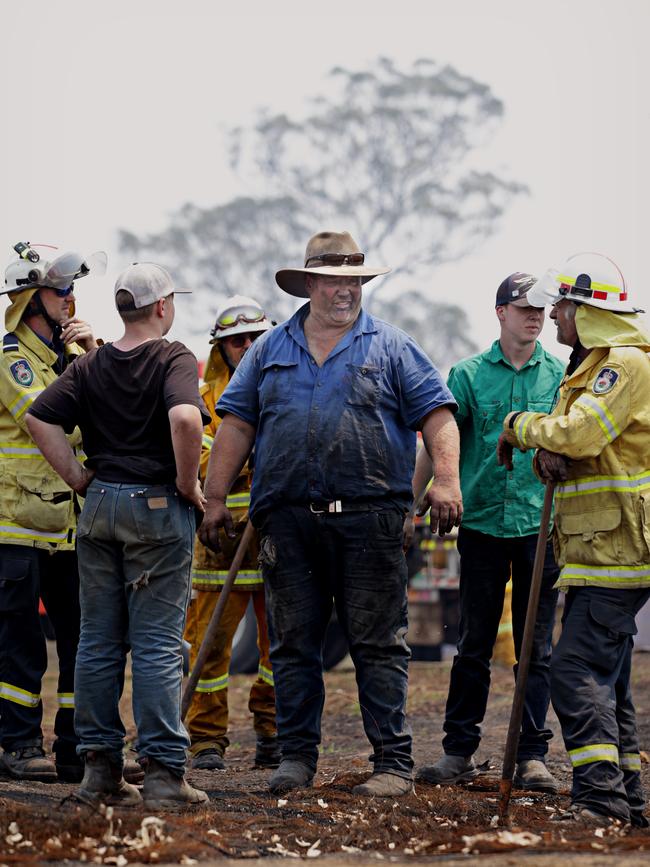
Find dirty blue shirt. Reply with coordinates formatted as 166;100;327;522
217;304;456;522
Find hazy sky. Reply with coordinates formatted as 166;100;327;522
1;0;648;361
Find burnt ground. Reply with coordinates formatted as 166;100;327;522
1;649;650;864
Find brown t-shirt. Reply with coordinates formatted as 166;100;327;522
29;339;209;484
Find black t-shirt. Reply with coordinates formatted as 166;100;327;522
29;339;209;484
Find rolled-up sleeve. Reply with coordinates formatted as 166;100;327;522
397;340;457;429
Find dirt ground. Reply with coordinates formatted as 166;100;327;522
1;647;650;865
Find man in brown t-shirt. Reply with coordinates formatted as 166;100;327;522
26;263;210;810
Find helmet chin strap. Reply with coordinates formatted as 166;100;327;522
29;291;65;355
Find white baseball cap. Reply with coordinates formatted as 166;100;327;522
114;262;191;309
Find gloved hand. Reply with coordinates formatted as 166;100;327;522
534;449;570;482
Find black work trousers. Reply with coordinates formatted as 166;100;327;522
0;546;80;761
552;585;650;823
259;505;413;779
443;527;559;760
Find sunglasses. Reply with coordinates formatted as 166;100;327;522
305;252;365;267
54;284;75;298
224;332;261;349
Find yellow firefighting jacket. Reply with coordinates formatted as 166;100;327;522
191;345;261;591
0;322;84;550
503;306;650;590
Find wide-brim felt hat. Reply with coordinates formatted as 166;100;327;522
275;231;391;298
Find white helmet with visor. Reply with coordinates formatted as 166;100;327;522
527;252;643;313
210;295;272;342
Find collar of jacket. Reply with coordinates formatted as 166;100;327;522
13;321;83;368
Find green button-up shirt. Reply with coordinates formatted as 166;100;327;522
447;340;565;538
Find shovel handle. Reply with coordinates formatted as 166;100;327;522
181;520;255;720
498;482;555;822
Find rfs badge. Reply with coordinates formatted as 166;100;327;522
592;367;619;395
9;359;34;387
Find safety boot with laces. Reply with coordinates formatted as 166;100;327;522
191;748;225;771
416;753;479;785
75;751;142;806
0;746;57;782
142;757;209;810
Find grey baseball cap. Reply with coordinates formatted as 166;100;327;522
114;262;191;309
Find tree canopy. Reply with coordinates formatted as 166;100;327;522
119;57;525;366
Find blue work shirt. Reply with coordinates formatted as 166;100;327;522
217;304;456;521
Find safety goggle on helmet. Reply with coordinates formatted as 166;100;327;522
2;242;108;296
526;252;643;313
210;295;272;342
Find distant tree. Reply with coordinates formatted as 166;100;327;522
119;57;524;362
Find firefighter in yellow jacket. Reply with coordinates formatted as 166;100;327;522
498;253;650;826
0;242;104;782
184;295;279;770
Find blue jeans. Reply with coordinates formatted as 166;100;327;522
74;480;194;774
258;505;413;779
443;527;559;760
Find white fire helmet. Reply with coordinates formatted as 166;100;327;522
210;295;272;342
527;252;643;313
3;242;107;295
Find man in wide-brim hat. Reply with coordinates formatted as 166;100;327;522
199;230;463;798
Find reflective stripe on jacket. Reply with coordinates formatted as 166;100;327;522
503;311;650;589
192;353;261;591
0;323;83;550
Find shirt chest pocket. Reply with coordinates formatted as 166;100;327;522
259;360;298;406
345;364;381;408
476;401;504;436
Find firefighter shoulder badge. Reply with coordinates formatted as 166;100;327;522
592;367;619;395
9;359;34;387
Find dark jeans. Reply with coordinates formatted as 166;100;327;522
443;527;559;760
0;546;80;762
259;505;413;779
552;586;650;822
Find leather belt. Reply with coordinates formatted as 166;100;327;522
308;500;382;515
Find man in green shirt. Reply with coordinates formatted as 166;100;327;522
416;273;565;792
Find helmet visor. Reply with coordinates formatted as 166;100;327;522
44;250;107;289
213;304;266;332
526;268;562;307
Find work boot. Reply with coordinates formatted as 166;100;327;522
191;748;225;771
55;756;85;784
75;752;142;807
352;772;414;797
268;759;314;794
142;757;209;810
416;753;478;785
123;759;145;784
255;735;281;768
514;759;559;793
0;746;57;782
552;804;618;826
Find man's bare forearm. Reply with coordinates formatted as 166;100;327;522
169;404;204;494
420;406;460;482
204;414;257;502
25;414;88;492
